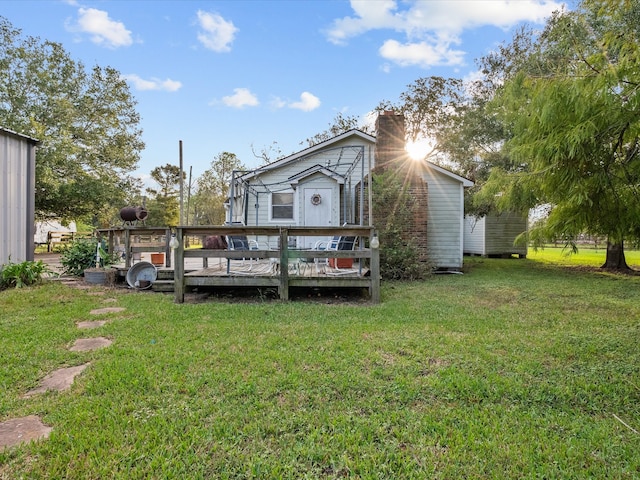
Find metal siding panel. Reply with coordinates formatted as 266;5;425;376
0;131;34;264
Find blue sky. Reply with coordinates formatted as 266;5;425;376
2;0;565;186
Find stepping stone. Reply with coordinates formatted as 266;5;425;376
76;320;107;329
0;416;52;451
23;363;90;398
89;307;125;315
69;337;112;352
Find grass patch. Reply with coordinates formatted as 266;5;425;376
1;257;640;478
528;245;640;268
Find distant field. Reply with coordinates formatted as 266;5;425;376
527;246;640;268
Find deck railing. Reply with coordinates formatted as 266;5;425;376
98;226;381;303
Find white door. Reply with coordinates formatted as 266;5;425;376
301;187;332;249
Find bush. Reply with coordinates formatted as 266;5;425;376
0;259;51;289
372;171;432;280
60;239;118;276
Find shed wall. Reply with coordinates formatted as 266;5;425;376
464;212;528;256
0;129;37;265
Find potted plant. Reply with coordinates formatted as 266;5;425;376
61;239;119;285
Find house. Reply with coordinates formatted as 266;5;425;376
463;212;528;258
0;127;39;266
228;129;376;250
227;112;473;269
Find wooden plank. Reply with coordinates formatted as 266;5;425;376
174;228;185;303
279;229;289;300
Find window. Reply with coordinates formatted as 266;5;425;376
271;192;294;220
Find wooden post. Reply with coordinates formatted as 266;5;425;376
370;228;380;304
124;229;131;268
279;228;289;301
174;227;185;303
164;228;172;268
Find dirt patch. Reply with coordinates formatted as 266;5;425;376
0;416;52;451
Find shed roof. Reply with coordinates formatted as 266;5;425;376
0;127;40;144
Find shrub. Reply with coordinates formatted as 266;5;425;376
0;259;51;289
372;171;432;280
60;239;119;276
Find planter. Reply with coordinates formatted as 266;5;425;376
329;258;353;269
150;253;165;266
84;268;116;286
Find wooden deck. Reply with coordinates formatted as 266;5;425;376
98;226;380;303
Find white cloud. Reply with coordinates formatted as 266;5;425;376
70;7;133;49
326;0;564;68
379;39;465;68
222;88;259;108
122;74;182;92
196;10;238;52
288;92;321;112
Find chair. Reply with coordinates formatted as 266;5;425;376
314;235;358;274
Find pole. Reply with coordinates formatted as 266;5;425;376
179;140;184;225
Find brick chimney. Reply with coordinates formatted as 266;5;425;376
372;110;430;262
374;111;407;172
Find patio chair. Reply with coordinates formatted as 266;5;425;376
314;235;358;274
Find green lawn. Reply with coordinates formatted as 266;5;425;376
1;255;639;478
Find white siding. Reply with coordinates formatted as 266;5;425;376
1;129;37;265
422;168;465;269
237;135;373;228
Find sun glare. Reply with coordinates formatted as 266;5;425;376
405;138;434;161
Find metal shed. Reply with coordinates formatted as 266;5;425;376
0;127;39;265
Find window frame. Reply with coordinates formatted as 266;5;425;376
269;190;295;222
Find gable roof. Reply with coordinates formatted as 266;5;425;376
423;161;474;188
239;129;374;182
288;164;345;187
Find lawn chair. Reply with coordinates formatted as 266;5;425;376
314;235;358;274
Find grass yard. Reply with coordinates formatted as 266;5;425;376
1;254;639;478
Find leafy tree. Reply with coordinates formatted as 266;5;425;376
0;17;144;223
486;0;640;270
145;164;184;226
192;152;245;225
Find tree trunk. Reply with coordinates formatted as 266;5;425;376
601;240;631;271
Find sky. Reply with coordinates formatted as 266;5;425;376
1;0;566;187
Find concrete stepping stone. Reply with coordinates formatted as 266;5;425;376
76;320;107;329
0;416;52;451
89;307;125;315
23;363;90;398
69;337;112;352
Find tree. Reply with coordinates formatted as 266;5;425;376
192;152;245;225
487;0;640;270
303;112;373;147
0;17;144;223
145;164;184;226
